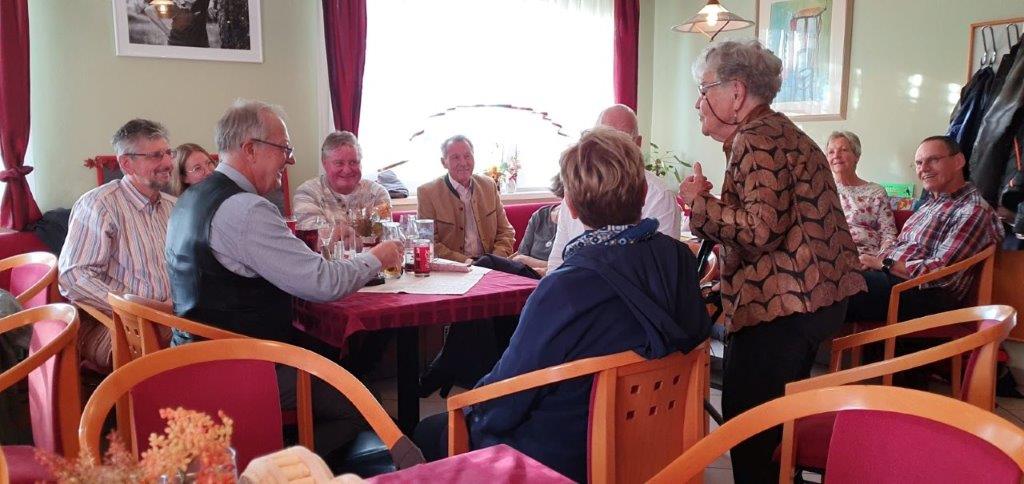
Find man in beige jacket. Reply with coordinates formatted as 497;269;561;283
417;135;516;262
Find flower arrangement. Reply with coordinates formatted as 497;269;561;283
645;142;691;184
36;407;236;483
481;144;521;193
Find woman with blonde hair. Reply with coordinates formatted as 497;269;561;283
169;143;217;195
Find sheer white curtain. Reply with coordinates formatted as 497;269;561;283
359;0;614;192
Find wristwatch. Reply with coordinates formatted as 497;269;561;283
881;257;895;274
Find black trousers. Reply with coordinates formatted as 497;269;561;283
412;411;450;462
844;270;958;323
722;299;848;484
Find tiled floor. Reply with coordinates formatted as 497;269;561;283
369;373;1024;484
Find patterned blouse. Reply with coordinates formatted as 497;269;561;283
836;182;898;256
690;105;866;332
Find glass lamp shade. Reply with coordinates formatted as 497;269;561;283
671;0;753;40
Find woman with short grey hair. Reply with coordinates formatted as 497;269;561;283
678;39;866;483
826;131;898;256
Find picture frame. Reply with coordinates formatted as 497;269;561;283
756;0;853;120
111;0;262;63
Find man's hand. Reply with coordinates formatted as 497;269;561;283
859;254;883;270
678;162;713;206
369;241;404;269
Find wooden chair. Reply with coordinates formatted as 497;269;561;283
0;445;7;484
78;338;424;472
0;252;58;308
649;385;1024;483
106;293;248;447
0;304;81;482
446;343;710;484
780;304;1015;481
851;244;997;393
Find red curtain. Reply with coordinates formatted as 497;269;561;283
613;0;640;111
322;0;368;135
0;0;41;230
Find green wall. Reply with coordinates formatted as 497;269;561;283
642;0;1024;193
28;0;325;210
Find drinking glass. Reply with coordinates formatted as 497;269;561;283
416;219;435;261
315;217;333;259
413;239;432;277
399;214;418;270
380;221;404;279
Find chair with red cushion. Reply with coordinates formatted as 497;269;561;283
79;339;424;475
779;304;1015;481
649;385;1024;483
0;304;81;484
0;252;58;309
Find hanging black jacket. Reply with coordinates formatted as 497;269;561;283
948;66;994;165
970;40;1024;205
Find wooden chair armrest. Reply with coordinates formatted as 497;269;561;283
832;305;1012;354
886;245;996;324
0;305;79;392
445;351;644;411
75;301;114;331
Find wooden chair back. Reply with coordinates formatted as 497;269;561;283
106;293;248;448
0;444;7;484
780;304;1015;481
648;386;1024;483
993;249;1024;341
857;244;998;390
0;304;81;457
446;343;709;484
79;339;423;470
0;252;58;308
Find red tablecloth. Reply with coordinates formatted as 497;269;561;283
294;270;538;348
367;444;572;484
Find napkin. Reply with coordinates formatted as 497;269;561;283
430;261;472;273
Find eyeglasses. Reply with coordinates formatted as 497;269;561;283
698;80;728;97
125;149;175;161
186;158;217;175
913;153;955;168
251;138;295;158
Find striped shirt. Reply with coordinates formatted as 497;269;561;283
292;175;390;229
58;178;176;313
883;183;1003;301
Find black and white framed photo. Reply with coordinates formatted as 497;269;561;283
112;0;262;63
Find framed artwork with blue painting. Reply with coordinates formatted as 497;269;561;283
757;0;853;120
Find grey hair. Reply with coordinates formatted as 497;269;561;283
827;131;863;157
214;99;287;153
111;119;168;156
440;135;474;158
692;40;783;104
321;131;362;161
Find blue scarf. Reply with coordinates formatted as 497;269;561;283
562;218;660;261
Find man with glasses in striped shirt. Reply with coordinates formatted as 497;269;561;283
58;118;177;371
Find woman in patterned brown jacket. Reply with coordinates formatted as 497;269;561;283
678;40;866;483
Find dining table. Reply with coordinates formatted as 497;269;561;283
294;269;539;433
366;444;572;483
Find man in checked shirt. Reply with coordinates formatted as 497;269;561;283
846;135;1003;322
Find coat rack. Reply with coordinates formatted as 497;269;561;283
968;17;1024;80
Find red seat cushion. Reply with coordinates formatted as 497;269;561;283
827;410;1021;483
2;445;54;484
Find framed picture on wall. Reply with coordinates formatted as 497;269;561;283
756;0;853;120
111;0;262;63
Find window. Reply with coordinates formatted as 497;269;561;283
359;0;614;192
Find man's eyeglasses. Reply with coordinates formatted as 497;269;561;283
251;138;295;158
913;153;955;168
186;158;217;175
698;80;728;97
125;149;175;161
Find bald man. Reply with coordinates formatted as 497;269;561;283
546;105;681;271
